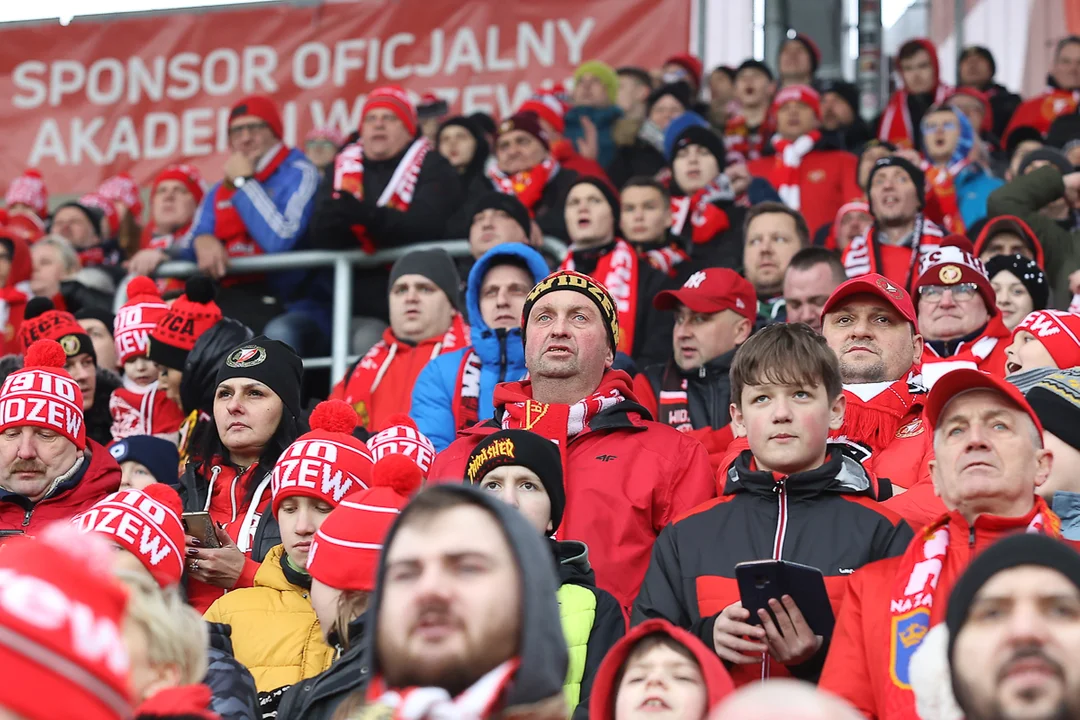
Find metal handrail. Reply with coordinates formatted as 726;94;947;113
154;238;568;387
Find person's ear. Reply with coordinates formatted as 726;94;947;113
730;402;747;438
829;392;846;430
735;318;753;345
912;332;925;360
1034;447;1053;490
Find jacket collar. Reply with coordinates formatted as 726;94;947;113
0;450;90;511
670;346;738;382
723;445;874;499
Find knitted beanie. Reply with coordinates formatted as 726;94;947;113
366;413;437;477
772;84;822;121
0;531;131;720
5;170;48;219
114;276;169;365
518;90;569;134
97;173;143;219
1026;369;1080;453
498;111;550;150
72;485;186;588
108;435;180;487
985;254;1049;312
271;399;375;516
306;454;424;592
152;164;207;207
914;235;996;314
363;86;418;136
216;336;304;420
466;429;566;534
147;275;222;371
1013;310;1080;369
574;60;619;104
229;95;283;139
19;296;94;361
522;270;620;353
0;340;86;449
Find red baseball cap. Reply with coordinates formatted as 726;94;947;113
654;268;757;322
925;368;1043;436
820;273;918;330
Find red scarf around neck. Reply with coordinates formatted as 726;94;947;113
878;84;951;148
641;243;690;277
925;160;971;235
213;144;290;257
841;215;944;292
770;131;822;210
832;371;924;455
493;371;633;470
559;239;639;355
451;350;483;434
488;157;558;215
365;660;520;720
884;497;1060;718
670;180;732;245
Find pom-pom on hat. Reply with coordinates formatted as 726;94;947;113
271;399;375;517
306;453;424;592
72;485;186;588
19;296;95;362
147;274;223;371
0;532;132;720
0;339;86;449
366;413;437;477
114;276;169;366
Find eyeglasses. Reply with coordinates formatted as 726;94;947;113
918;283;978;303
228;121;269;139
921;120;958;134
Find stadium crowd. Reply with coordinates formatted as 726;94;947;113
7;27;1080;720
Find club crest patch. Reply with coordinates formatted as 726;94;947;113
938;265;962;284
59;334;81;357
890;607;930;689
226;345;266;368
895;418;924;439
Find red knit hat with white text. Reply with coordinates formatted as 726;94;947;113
0;339;86;449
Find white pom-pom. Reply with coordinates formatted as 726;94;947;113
910;623;965;720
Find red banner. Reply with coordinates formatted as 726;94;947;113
0;0;690;197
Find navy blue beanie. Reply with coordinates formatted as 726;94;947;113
109;435;180;487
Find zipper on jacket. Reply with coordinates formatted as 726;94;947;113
764;476;789;681
498;334;508;384
21;507;32;527
969;523;976;548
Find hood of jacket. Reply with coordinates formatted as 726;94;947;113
254;544;305;593
723;445;877;500
181;318;255;416
466;244;550;368
552;538;596;588
903;38;942;94
1;231;31;288
363;485;567;710
588;618;734;720
973;214;1046;268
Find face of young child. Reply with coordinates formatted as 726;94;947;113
614;643;708;720
120;461;156;490
124;356;158;387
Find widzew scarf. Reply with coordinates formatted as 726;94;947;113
451;350;483;434
925;160;971;235
488;156;559;216
494;372;632;470
364;660;519;720
877;85;951;148
723;113;770;164
884;498;1060;718
213;144;290;258
832;370;924;458
333;138;433;252
560;239;640;355
657;362;693;432
841;215;944;292
770;131;822;210
670;175;733;245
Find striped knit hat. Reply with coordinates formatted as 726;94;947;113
114;276;169;365
1026;369;1080;452
365;414;436;477
306;454;423;592
147;275;222;371
0;340;86;449
1013;310;1080;370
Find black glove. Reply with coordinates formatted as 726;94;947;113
318;190;373;229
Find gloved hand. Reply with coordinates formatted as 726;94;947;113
317;190;374;230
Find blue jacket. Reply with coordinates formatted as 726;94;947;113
411;243;550;452
180;146;329;329
1054;491;1080;541
955;164;1004;229
564;105;623;170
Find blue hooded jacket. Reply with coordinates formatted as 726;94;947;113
924;107;1003;228
411;243;550;452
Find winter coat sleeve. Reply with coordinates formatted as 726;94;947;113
574;588;626;720
631;523;696;628
819;569;879;718
205;646;260;720
657;434;719;528
410;354;459;453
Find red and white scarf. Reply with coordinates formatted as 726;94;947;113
723;113;771;164
841;215;944;292
925;159;972;235
884;500;1059;718
452;350;484;434
670;177;732;245
488;157;559;215
560;239;639;355
831;370;924;458
365;660;519;720
214;144;291;258
878;84;951;148
770;131;821;210
109;377;186;441
333;138;432;252
641;244;690;277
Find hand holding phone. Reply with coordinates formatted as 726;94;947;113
182;512;221;549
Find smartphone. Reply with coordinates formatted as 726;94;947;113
0;529;25;545
182;512;221;548
735;559;835;638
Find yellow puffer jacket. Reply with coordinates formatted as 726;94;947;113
205;544;335;693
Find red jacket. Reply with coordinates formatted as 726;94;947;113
0;440;120;532
1003;89;1079;143
819;502;1065;719
920;313;1011;383
748;148;862;234
429;372;717;611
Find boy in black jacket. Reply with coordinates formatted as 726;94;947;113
631;323;913;686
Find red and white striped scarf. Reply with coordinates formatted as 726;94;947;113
770;131;821;210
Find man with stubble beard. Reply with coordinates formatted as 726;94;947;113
362;484;568;718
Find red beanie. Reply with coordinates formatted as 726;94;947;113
153;164;207;206
366;413;436;477
98;173;143;219
115;276;169;366
1013;310;1080;369
519;90;569;134
271;399;375;516
5;169;48;219
772;84;822;121
230;95;283;139
665;53;704;86
147;275;223;371
306;454;423;592
72;485;187;588
3;212;45;245
0;340;87;450
0;530;131;720
914;234;996;314
18;297;93;359
498;111;550;150
363;86;418;136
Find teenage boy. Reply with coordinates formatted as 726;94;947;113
632;323;913;686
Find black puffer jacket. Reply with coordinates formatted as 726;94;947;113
205;622;260;720
275;614;370;720
638;349;737;431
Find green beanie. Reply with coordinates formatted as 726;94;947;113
574;60;618;104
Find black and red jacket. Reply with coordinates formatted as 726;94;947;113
630;445;913;686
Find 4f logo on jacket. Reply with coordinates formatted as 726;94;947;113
595;454;617;462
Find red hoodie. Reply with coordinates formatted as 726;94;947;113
878;39;951;149
589;619;734;720
1004;89;1080;146
972;214;1045;268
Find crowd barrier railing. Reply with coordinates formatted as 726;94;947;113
153;237;568;389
